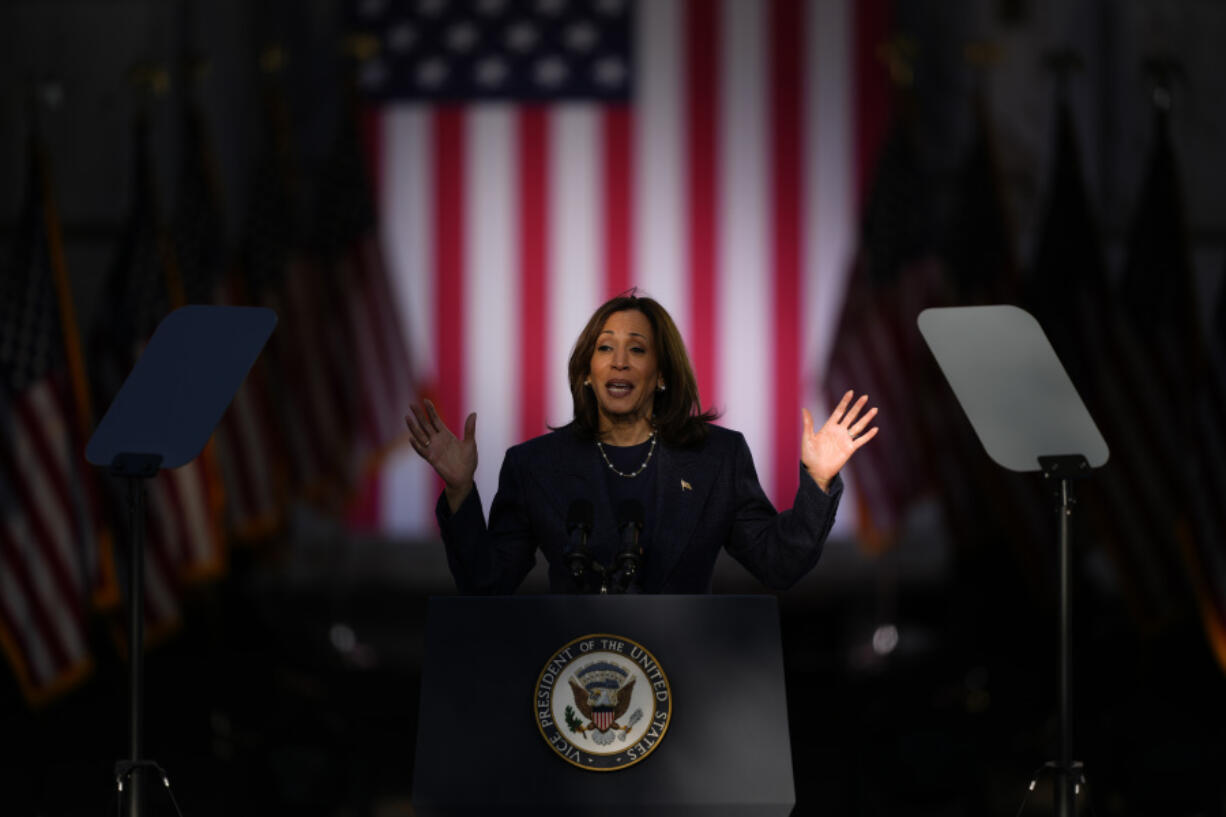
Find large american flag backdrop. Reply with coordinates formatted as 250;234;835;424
353;0;890;535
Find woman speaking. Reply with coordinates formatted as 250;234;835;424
405;293;878;594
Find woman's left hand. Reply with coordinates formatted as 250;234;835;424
801;390;879;492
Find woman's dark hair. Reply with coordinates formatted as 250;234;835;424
560;291;720;446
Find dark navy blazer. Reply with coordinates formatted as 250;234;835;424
436;423;842;594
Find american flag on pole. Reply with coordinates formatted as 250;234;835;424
1118;94;1226;672
1027;96;1192;632
823;81;947;553
351;0;882;536
0;133;109;705
1207;272;1226;670
317;66;416;483
926;88;1016;554
244;63;359;511
174;87;289;543
1208;267;1226;670
922;88;1050;594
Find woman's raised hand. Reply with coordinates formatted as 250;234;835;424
800;390;879;492
405;399;478;511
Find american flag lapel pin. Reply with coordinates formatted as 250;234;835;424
680;479;692;492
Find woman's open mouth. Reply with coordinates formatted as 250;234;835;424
605;380;635;398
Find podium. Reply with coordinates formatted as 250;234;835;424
412;595;796;817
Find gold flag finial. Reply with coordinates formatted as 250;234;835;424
342;32;381;61
876;35;917;88
128;62;171;96
1141;55;1184;112
188;55;212;83
1042;48;1084;78
964;40;1004;70
1042;48;1084;99
260;44;287;75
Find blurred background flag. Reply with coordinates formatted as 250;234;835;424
0;128;108;705
1026;84;1192;634
920;79;1050;603
319;49;418;529
927;84;1018;555
243;53;360;513
1118;73;1226;672
822;47;945;554
351;0;884;535
174;66;290;544
1217;257;1226;368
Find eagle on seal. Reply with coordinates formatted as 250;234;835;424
569;668;636;733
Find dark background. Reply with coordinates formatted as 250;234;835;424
5;526;1225;816
3;1;1226;816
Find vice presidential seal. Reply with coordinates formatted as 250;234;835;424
534;633;671;771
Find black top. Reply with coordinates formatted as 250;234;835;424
597;436;658;570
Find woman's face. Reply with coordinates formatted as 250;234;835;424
587;309;662;432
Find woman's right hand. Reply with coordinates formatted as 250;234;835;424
406;399;478;512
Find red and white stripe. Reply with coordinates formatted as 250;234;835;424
1187;356;1226;668
212;279;287;542
373;0;870;537
343;232;417;471
0;376;95;704
272;258;358;504
824;263;940;548
122;437;224;639
212;360;285;541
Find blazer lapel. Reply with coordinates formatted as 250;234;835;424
651;442;719;583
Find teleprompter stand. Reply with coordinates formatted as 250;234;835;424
918;305;1109;817
87;305;276;817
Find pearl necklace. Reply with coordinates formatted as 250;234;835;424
596;431;658;478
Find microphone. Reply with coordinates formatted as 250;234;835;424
613;499;645;592
565;499;595;590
